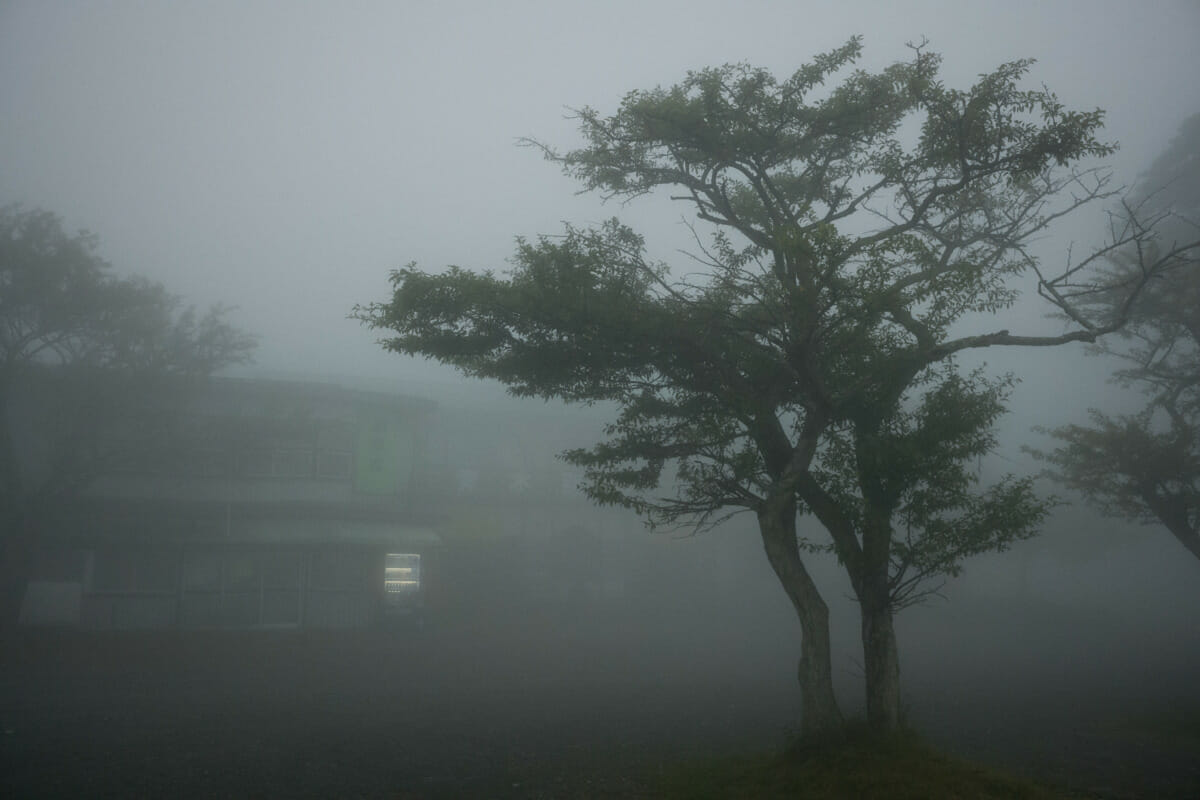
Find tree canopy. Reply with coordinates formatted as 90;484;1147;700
1034;113;1200;564
0;205;257;529
360;38;1198;733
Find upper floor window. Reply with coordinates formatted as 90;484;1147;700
239;449;325;479
317;451;352;480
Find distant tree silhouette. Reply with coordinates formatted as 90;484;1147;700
1034;113;1200;565
0;205;256;623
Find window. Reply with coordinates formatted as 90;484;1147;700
261;552;302;589
317;451;352;480
241;450;274;477
385;553;420;594
239;449;315;478
91;551;178;594
223;553;259;591
310;551;372;590
91;552;137;593
273;450;313;478
186;449;228;477
138;552;179;593
179;551;304;628
456;468;479;494
183;553;222;591
29;549;86;582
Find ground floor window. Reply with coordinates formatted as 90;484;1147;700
33;542;426;630
179;550;304;628
91;550;178;594
385;553;421;595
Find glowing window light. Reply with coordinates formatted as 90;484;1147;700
385;553;420;594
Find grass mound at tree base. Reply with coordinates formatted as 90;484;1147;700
654;725;1084;800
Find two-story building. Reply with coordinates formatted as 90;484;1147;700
18;377;440;630
17;374;750;631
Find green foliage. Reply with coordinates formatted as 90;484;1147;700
374;221;664;403
0;206;256;521
1037;411;1197;521
0;206;255;378
811;367;1054;605
1033;408;1199;562
1136;111;1200;223
360;40;1171;604
1034;113;1200;562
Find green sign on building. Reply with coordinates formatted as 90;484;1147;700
354;408;412;495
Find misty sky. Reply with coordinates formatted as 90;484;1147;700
3;0;1199;441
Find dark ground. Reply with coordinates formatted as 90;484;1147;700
1;603;1198;799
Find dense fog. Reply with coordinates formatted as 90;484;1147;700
2;2;1199;797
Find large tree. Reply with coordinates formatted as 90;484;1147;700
0;206;256;621
360;39;1198;734
1035;113;1200;565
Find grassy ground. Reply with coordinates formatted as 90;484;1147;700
653;726;1086;800
4;627;1198;798
1109;706;1200;753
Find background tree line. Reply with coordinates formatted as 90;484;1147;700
0;206;255;624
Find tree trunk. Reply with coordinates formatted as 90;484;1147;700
1144;492;1200;565
0;383;30;628
856;492;902;733
0;511;33;630
757;503;843;738
860;581;901;731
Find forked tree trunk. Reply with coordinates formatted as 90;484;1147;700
860;581;901;731
857;498;902;732
757;503;843;737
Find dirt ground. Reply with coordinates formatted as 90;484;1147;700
1;607;1198;799
0;613;794;799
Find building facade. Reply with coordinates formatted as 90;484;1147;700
16;375;745;631
18;378;439;630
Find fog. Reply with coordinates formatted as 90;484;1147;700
3;1;1198;381
3;1;1200;797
